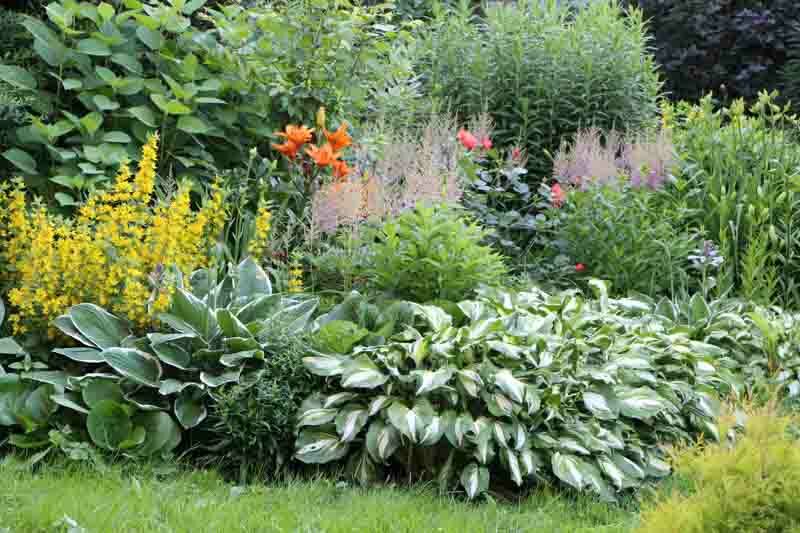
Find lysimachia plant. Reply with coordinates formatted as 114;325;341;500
1;258;318;455
295;281;728;500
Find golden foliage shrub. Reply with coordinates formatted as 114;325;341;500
0;134;226;333
637;406;800;533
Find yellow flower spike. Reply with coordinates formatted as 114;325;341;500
249;202;272;260
316;106;327;130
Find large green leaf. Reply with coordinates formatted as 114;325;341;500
0;65;37;91
365;420;400;462
494;369;525;404
583;390;619;420
53;347;104;363
3;148;38;174
135;411;181;455
150;341;192;370
341;355;388;389
0;337;24;356
177;115;211;134
159;288;218;340
615;387;669;420
415;368;453;396
68;304;130;349
335;405;368;442
294;430;350;464
87;400;133;449
81;378;123;408
315;321;369;354
174;386;207;429
460;463;490;499
235;257;272;302
102;348;162;387
552;452;585;490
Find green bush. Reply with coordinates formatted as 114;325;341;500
209;332;320;479
295;282;726;500
664;93;800;308
362;204;508;303
534;181;701;298
637;408;800;533
417;0;661;179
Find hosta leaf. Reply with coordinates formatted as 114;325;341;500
552;452;585;490
418;415;444;446
87;400;132;449
582;391;619;420
315;320;369;354
174;386;206;429
494;369;525;404
485;392;514;418
135;411;181;456
611;453;645;483
160;288;218;340
303;353;347;377
158;379;198;396
0;337;23;356
525;386;541;414
335;406;368;442
51;392;88;414
410;303;452;332
151;341;192;370
81;378;123;408
69;303;131;349
457;369;483;397
597;455;626;489
102;348;162;387
297;407;338;427
53;347;104;363
616;387;668;420
341;355;388;389
295;430;350;464
53;315;93;347
235;256;272;302
199;368;241;388
519;449;542;476
366;420;401;462
505;449;523;486
416;368;453;395
219;350;262;367
460;463;489;500
645;454;671;478
324;392;359;408
368;395;391;416
216;309;252;339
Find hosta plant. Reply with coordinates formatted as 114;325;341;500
295;281;728;500
1;257;318;455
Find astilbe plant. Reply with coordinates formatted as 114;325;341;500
0;134;226;333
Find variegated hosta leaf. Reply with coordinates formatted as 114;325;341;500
505;449;522;486
303;353;347;377
410;303;452;332
297;407;338;428
415;367;453;396
494;369;525;404
366;420;401;463
368;395;391;416
295;430;350;464
387;402;414;441
457;369;483;397
324;392;359;408
551;452;585;490
460;463;489;500
615;387;669;420
582;390;619;420
341;355;388;389
335;406;369;442
525;385;541;415
418;415;444;446
474;422;494;465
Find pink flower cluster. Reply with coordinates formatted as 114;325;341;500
458;129;492;151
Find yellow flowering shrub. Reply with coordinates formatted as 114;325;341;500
0;134;227;333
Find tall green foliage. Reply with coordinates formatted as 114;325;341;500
666;93;800;308
417;0;661;179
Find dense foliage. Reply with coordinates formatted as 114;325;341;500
418;0;660;178
361;205;508;303
627;0;800;103
637;408;800;533
296;283;726;500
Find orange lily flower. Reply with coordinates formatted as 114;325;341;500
272;140;300;159
305;143;341;167
324;122;352;152
275;124;314;146
332;159;351;179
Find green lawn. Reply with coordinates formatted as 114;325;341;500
0;457;639;533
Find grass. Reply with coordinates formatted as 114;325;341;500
0;456;639;533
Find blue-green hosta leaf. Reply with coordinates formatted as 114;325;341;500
135;411;181;456
174;386;206;429
366;420;400;462
610;453;645;485
158;379;199;396
341;356;388;389
53;347;104;363
582;391;620;420
200;368;241;388
0;337;23;356
485;391;514;418
102;348;162;387
65;373;119;391
235;256;272;303
50;392;88;414
597;455;626;489
217;309;252;339
303;353;347;377
295;430;350;464
159;288;218;341
552;452;585;490
125;390;168;412
410;303;452;332
415;367;453;396
558;437;590;455
81;378;123;408
474;421;494;464
297;407;338;427
443;411;475;447
460;463;490;500
151;341;192;370
494;369;525;404
418;415;444;446
616;387;669;420
219;350;263;367
87;400;133;450
581;460;615;501
336;406;368;442
68;303;131;349
21;371;67;389
387;402;414;441
645;454;671;478
519;448;543;476
260;299;318;337
236;294;282;324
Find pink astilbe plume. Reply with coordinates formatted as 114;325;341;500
621;129;677;189
552;128;620;188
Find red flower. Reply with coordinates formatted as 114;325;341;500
511;147;522;161
457;129;478;151
551;183;566;208
481;136;492;150
575;263;586;273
